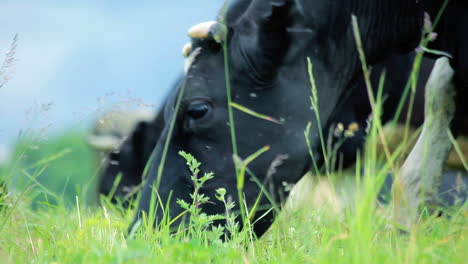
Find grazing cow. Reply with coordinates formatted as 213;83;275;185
90;77;183;205
88;110;154;154
89;108;168;205
87;109;156;204
96;58;467;209
96;57;413;207
129;0;467;236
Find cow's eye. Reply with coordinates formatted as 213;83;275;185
187;100;212;120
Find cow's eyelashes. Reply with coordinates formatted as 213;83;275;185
186;100;212;120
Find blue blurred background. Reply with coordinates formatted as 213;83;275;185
0;0;224;152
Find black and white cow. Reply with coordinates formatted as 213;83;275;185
124;0;468;236
99;0;467;236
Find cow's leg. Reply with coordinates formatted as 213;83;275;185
392;57;456;230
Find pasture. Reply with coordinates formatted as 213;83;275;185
1;1;468;263
0;90;467;263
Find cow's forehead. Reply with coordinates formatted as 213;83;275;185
185;36;224;71
183;47;226;99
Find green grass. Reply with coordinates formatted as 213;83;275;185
0;129;97;209
0;173;466;263
0;129;466;263
1;5;467;262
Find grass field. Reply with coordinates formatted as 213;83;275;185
1;14;467;263
0;129;467;263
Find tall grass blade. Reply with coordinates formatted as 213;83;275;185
230;102;283;124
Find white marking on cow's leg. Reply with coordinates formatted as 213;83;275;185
184;47;202;75
392;57;456;230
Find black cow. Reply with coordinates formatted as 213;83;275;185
95;114;163;205
97;57;467;209
128;0;468;236
94;78;182;206
96;57;413;207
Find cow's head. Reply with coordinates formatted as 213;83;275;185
96;117;162;205
91;78;184;206
88;110;156;205
134;0;424;236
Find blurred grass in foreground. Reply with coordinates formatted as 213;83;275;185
0;129;97;209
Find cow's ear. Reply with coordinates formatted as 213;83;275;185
233;0;293;85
